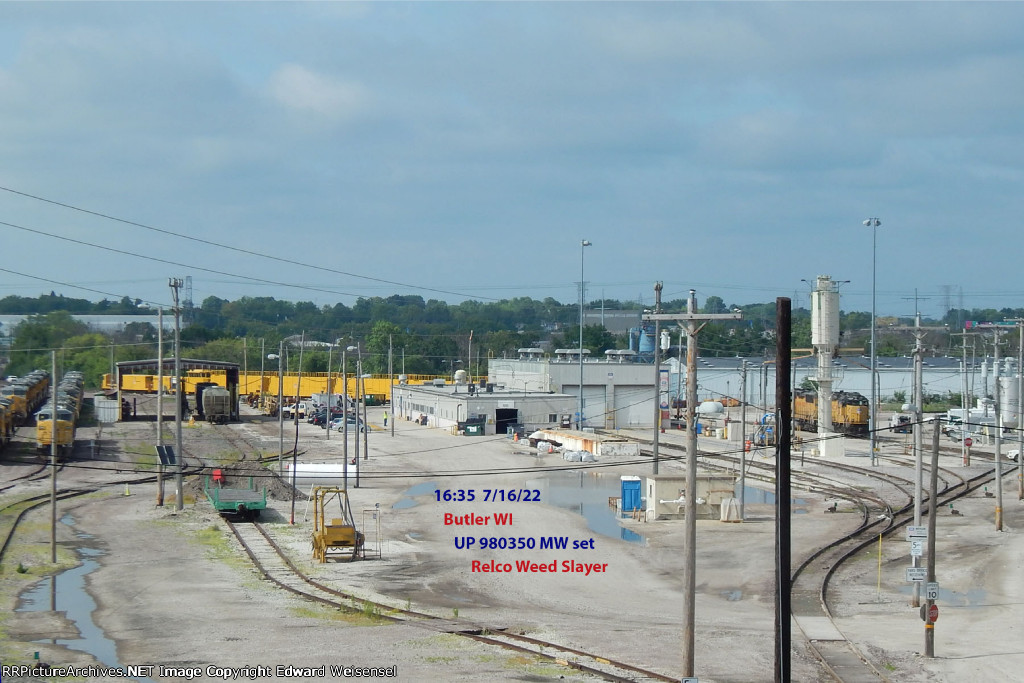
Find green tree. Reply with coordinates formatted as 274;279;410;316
703;295;728;314
9;312;89;375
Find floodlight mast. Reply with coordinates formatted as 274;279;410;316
864;217;881;465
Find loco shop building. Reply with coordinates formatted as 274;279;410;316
488;348;660;430
393;380;578;436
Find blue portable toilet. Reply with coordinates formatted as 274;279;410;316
620;476;642;512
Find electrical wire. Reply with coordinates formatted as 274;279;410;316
0;185;500;302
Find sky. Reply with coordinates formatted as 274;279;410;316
1;1;1022;322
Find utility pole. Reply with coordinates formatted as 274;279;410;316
951;331;974;466
277;341;284;475
652;282;663;474
169;278;184;512
326;342;333;441
993;329;1004;531
775;298;792;683
50;350;57;563
925;417;940;656
739;360;748;520
389;334;395;438
643;290;741;678
911;311;925;607
291;332;304;525
157;309;164;507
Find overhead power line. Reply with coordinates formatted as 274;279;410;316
0;218;362;301
0;185;497;302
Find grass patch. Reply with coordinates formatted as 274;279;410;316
289;603;391;626
190;525;247;569
207;450;243;466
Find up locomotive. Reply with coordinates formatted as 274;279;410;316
793;388;870;436
36;371;84;458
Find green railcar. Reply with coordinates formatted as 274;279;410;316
204;475;267;520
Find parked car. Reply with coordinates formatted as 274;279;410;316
313;408;345;427
328;415;366;433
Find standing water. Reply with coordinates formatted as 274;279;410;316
527;471;645;544
16;513;154;682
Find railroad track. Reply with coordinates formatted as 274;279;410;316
0;460;207;569
626;431;993;681
224;518;677;682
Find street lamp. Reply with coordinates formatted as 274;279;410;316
579;239;591;429
341;344;353;491
346;344;361;487
864;217;881;466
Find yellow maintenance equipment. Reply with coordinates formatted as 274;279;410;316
311;487;364;563
105;369;458;404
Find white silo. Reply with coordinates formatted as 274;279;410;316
811;276;842;454
998;374;1020;429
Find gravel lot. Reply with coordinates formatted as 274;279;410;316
3;402;1024;682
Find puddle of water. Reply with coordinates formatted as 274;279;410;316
16;514;154;682
738;484;808;512
392;481;439;510
897;585;987;607
527;471;646;545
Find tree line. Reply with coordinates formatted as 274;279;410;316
3;292;1022;389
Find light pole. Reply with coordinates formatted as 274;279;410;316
347;345;360;488
342;344;352;491
268;345;283;474
579;239;591;429
864;217;881;465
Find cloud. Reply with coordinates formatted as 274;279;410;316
266;63;370;123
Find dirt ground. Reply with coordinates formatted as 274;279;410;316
3;403;1024;682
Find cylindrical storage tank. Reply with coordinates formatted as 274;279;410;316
638;326;655;354
998;375;1020;429
454;369;468;384
811;275;840;348
284;463;351;487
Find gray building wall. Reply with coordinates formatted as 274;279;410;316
393;383;577;435
488;357;661;429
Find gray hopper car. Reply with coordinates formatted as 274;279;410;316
202;386;233;424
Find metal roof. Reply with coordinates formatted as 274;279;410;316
116;358;239;372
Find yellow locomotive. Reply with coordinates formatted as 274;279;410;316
0;398;11;450
2;369;50;426
793;389;869;436
36;371;84;458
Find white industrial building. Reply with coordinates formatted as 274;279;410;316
488;348;662;430
392;379;578;436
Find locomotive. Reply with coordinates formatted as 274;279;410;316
792;388;870;436
36;371;84;458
